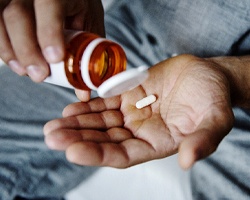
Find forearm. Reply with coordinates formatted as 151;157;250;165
207;55;250;108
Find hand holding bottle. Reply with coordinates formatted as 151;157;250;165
0;0;105;82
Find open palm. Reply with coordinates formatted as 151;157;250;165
44;55;234;169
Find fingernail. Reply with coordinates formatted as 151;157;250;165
8;60;26;75
27;65;47;82
43;46;63;63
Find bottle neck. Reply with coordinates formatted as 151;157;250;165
81;38;107;90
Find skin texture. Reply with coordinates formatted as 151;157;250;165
2;1;249;170
43;54;246;169
0;0;104;84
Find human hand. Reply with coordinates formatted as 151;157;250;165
44;55;234;169
0;0;104;82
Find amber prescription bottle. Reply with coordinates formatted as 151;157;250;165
45;30;149;98
45;31;126;90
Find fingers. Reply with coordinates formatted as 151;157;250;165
65;139;157;168
64;128;174;168
0;1;14;65
0;0;105;82
0;0;80;81
45;126;171;168
34;0;64;63
0;1;24;74
0;10;26;75
45;127;134;151
1;0;49;81
62;96;121;117
44;110;124;135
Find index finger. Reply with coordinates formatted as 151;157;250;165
62;96;121;117
34;0;65;63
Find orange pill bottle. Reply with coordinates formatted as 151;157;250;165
45;30;148;98
45;30;126;88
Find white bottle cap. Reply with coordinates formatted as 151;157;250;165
45;36;149;97
97;66;149;98
80;38;149;98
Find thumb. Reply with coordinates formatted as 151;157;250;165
178;111;234;170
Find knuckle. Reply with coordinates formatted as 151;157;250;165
3;1;29;21
3;3;20;21
0;46;13;62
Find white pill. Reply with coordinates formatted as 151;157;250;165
136;94;157;109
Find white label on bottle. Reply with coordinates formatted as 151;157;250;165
44;62;74;89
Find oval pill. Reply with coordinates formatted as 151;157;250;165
136;94;157;109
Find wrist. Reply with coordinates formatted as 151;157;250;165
207;55;250;108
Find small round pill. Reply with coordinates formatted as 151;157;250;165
136;94;157;109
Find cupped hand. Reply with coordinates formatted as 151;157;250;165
44;55;234;169
0;0;104;82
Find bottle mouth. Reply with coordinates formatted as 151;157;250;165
81;38;106;90
81;38;126;91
